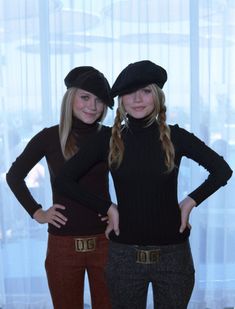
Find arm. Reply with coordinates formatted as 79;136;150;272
55;128;113;215
6;129;68;227
173;125;233;206
179;196;196;233
6;130;47;217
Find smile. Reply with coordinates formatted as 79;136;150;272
83;112;97;116
132;107;145;111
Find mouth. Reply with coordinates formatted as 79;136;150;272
83;111;97;116
132;107;145;111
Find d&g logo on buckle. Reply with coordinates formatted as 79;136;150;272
75;237;96;252
136;249;160;264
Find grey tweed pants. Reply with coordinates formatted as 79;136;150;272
105;240;195;309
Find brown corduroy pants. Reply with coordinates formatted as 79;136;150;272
45;233;111;309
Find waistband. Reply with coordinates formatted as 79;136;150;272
48;233;108;251
110;239;190;253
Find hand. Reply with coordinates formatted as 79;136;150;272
33;204;68;228
179;196;196;233
105;204;119;239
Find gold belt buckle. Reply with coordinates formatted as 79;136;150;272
136;249;160;264
75;237;96;252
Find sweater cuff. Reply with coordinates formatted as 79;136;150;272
30;204;43;218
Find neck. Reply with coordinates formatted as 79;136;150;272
72;116;99;134
126;114;157;131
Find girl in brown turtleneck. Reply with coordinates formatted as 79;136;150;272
6;66;113;309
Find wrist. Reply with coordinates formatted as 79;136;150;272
187;196;197;207
107;203;117;214
33;208;43;219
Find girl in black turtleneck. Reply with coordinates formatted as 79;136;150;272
6;66;114;309
55;61;233;309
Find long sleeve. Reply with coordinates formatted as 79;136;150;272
171;125;233;206
55;127;112;215
6;129;47;217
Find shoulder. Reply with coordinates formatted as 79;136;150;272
40;125;59;136
169;124;202;151
32;125;59;140
169;124;194;140
100;124;111;133
169;124;183;133
97;125;111;139
169;124;184;141
26;125;59;150
169;124;214;157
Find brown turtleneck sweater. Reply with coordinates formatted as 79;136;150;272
6;119;111;236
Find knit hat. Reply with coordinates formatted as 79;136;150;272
111;60;167;98
64;66;114;108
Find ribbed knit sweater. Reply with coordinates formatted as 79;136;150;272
55;116;233;245
6;118;110;236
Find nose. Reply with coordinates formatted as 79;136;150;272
133;90;142;102
87;98;96;110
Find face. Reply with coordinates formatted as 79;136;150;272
72;89;105;124
122;86;155;119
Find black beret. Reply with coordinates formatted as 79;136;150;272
111;60;167;98
64;66;114;108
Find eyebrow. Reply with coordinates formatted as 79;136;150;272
79;91;90;95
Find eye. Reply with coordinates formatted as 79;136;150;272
96;98;103;104
142;88;152;94
81;95;89;101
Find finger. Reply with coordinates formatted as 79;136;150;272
105;226;111;239
113;222;120;236
53;204;66;210
179;223;186;233
54;212;68;222
187;222;192;229
101;216;108;221
53;216;67;225
114;228;120;236
49;220;61;228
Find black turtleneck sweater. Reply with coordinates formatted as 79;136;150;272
55;116;233;245
6;119;111;236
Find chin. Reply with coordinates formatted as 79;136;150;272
82;117;97;124
130;112;148;119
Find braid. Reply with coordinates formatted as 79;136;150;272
108;107;125;169
158;100;175;172
147;84;175;172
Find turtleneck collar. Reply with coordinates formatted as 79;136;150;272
71;116;99;135
126;114;158;132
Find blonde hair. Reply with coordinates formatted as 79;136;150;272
59;87;107;160
108;84;175;172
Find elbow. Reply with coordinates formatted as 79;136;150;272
6;171;13;187
220;165;233;186
226;167;233;182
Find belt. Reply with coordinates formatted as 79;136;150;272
109;240;189;264
74;237;96;252
136;249;160;264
